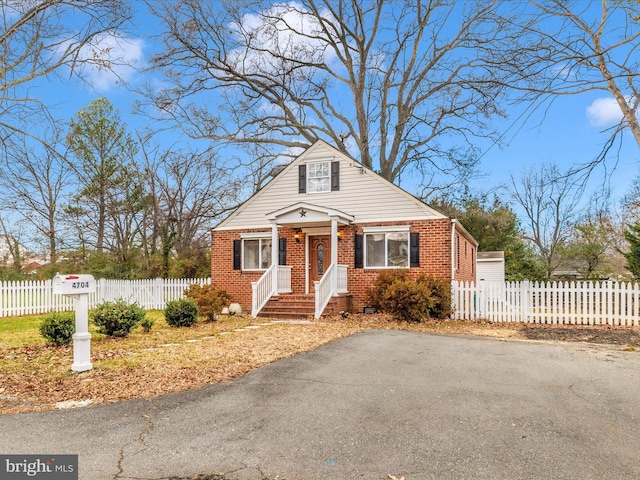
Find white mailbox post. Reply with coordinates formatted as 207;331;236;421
52;274;96;372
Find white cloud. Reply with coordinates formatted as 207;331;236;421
229;2;337;75
586;97;623;127
3;0;40;19
273;145;305;165
63;34;145;92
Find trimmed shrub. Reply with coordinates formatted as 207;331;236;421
367;271;452;322
91;299;146;337
164;298;199;327
140;317;155;332
184;284;231;321
39;312;75;346
417;275;452;319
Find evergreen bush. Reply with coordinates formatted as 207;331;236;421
164;298;199;327
140;317;155;332
39;312;75;345
91;299;146;337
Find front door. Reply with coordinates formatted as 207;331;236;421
309;235;331;292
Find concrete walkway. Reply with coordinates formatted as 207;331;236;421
2;330;639;479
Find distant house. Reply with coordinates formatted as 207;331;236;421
211;140;477;318
21;257;49;275
550;269;584;281
0;237;29;266
477;251;505;283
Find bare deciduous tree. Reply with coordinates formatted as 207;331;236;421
138;135;241;277
0;130;72;264
0;214;26;272
0;0;132;146
144;0;519;193
500;0;640;153
509;163;586;279
155;149;240;277
565;213;618;279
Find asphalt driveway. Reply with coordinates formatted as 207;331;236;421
2;329;639;479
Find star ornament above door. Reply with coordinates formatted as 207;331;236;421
299;209;307;217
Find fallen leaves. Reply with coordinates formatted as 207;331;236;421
1;314;638;415
0;320;361;414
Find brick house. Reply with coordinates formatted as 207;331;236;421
211;140;477;319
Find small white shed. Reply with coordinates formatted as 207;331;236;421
477;251;505;283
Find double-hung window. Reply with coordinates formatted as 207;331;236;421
299;161;339;193
307;162;330;193
242;237;272;270
364;228;409;268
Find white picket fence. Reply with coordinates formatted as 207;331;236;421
0;278;211;318
452;280;640;326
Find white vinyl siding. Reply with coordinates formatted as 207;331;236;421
477;259;505;282
215;141;446;231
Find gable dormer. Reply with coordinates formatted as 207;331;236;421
298;160;339;193
214;140;446;231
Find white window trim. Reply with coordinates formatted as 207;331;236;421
306;160;331;194
363;229;410;269
362;225;410;233
241;236;272;271
240;231;271;239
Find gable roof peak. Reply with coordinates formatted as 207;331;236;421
214;139;450;230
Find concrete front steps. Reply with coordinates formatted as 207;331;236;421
257;293;352;320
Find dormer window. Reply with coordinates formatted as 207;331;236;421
298;161;340;193
307;162;330;193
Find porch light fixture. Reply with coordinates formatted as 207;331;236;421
294;229;301;243
337;230;343;240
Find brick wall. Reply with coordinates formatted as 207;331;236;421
211;227;306;309
453;228;477;283
212;218;475;314
343;219;455;311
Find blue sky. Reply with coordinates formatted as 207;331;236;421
475;92;639;203
30;2;640;213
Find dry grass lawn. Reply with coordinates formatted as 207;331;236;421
1;312;639;415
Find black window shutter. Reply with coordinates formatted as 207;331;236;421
233;240;241;270
279;237;286;265
355;234;363;268
331;161;340;191
298;164;306;193
410;232;420;267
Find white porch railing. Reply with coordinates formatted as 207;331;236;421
251;264;276;318
278;266;292;293
314;263;335;319
252;263;346;319
251;265;293;317
314;264;349;318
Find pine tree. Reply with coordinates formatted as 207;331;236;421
66;98;139;255
623;224;640;279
